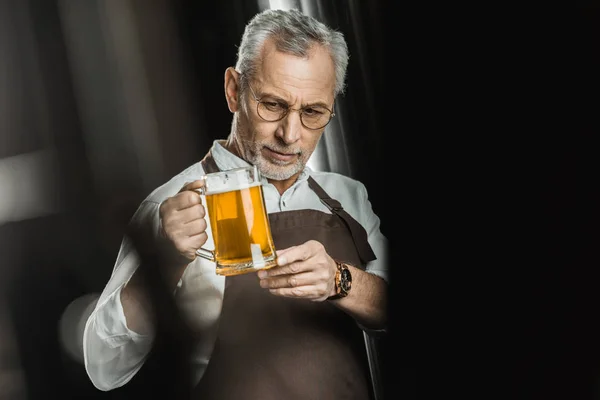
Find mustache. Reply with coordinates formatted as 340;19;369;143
241;138;302;156
265;145;301;155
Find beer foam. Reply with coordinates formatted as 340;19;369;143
205;168;261;194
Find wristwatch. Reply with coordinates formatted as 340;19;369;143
328;261;352;300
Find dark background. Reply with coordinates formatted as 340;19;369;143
411;6;600;400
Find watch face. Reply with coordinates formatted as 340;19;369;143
340;267;352;292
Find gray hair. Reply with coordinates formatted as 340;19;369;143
235;8;349;98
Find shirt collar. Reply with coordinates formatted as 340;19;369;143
210;140;251;171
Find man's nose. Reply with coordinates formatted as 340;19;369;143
276;109;303;144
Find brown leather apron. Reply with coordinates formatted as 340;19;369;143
192;152;378;400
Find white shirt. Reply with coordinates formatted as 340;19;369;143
83;140;389;391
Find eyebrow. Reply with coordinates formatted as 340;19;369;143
301;101;331;109
259;91;331;110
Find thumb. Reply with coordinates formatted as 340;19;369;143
178;179;205;193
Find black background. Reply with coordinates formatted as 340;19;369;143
404;5;600;400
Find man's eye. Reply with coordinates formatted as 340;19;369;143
303;107;325;116
262;101;286;111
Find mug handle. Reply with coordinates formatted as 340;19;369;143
194;182;215;262
196;247;215;261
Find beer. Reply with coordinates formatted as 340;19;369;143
206;183;276;275
196;166;277;276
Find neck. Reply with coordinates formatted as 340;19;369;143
268;174;300;196
223;136;243;160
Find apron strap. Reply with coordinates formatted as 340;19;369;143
200;150;221;174
307;176;377;265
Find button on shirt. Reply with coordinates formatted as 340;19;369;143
83;140;389;391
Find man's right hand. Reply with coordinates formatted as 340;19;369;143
158;180;209;265
121;180;208;334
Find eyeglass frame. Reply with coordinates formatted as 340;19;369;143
245;81;336;130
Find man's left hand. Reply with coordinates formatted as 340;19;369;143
257;240;337;302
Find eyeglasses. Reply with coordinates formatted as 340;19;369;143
247;83;335;130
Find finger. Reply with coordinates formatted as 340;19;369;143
268;285;320;299
171;190;203;211
179;217;208;237
274;244;312;267
173;232;208;260
259;261;309;277
188;232;208;249
162;206;206;231
178;179;206;193
259;272;314;289
275;246;296;257
175;231;208;248
178;204;206;224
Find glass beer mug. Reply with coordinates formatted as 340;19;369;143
195;165;278;276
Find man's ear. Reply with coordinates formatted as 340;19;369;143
224;67;240;113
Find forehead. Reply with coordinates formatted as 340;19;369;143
255;39;336;102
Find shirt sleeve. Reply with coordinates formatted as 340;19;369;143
352;182;389;336
82;201;159;391
82;197;227;391
357;182;389;284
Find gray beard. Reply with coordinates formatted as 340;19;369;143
248;151;303;181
